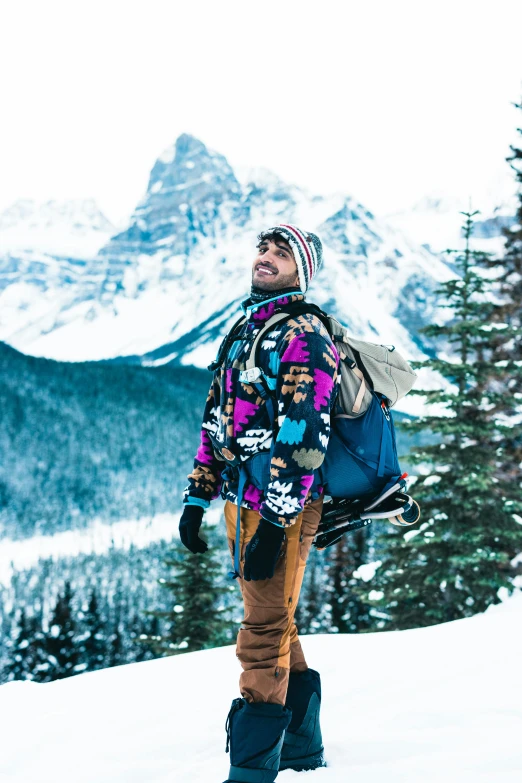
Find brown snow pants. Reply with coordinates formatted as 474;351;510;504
224;494;324;706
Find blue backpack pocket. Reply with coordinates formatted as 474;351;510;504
320;392;402;500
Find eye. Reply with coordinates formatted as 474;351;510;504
257;244;286;257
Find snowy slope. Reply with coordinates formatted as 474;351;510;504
0;199;117;350
0;198;115;258
1;591;521;783
0;135;455;372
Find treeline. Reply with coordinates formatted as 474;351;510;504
0;520;242;683
0;540;169;682
0;346;209;538
0;526;379;683
0;511;408;684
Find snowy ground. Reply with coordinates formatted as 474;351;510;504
1;591;521;783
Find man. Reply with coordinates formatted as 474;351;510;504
179;224;340;782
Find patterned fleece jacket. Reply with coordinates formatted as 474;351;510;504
183;291;341;527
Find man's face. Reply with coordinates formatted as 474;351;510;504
252;237;300;291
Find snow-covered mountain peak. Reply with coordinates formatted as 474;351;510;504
146;133;240;198
235;164;288;190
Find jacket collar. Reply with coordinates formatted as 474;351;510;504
241;291;305;322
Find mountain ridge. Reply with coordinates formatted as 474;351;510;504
1;133;459;369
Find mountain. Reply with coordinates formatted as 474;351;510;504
0;198;117;354
384;193;517;256
0;340;209;539
0;134;455;372
1;590;521;782
0;198;115;257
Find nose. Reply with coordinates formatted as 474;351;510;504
261;248;278;262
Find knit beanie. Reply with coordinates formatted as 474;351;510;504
257;223;323;293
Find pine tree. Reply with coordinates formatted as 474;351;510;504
294;548;332;635
107;613;125;668
129;610;159;663
77;588;107;673
42;580;82;680
500;95;522;341
478;96;522;492
107;581;126;668
3;607;47;681
326;529;371;633
139;538;236;656
359;211;522;630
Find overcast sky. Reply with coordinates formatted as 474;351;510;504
1;0;521;226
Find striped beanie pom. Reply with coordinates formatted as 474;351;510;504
258;223;323;293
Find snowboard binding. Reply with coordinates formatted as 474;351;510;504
313;473;421;550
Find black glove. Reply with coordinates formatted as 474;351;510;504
179;504;208;554
244;518;285;581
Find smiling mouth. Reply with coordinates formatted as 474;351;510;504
255;264;277;276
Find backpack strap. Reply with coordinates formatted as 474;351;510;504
336;347;367;414
283;301;333;338
244;312;296;371
229;464;248;580
351;366;366;414
207;314;248;372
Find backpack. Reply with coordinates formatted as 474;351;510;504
208;301;417;576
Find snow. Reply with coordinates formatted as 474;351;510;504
353;560;382;581
0;226;110;258
180;337;222;369
0;506;224;587
383;193;516;256
0;198;116;258
158;145;176;165
1;590;521;782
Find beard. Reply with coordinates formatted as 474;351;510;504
251;268;300;291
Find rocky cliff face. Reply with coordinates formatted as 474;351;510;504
0;133;456;365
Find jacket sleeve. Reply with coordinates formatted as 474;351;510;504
258;327;340;527
182;377;224;508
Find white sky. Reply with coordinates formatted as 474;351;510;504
0;0;521;226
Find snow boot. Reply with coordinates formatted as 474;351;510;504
279;668;326;771
223;696;292;782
